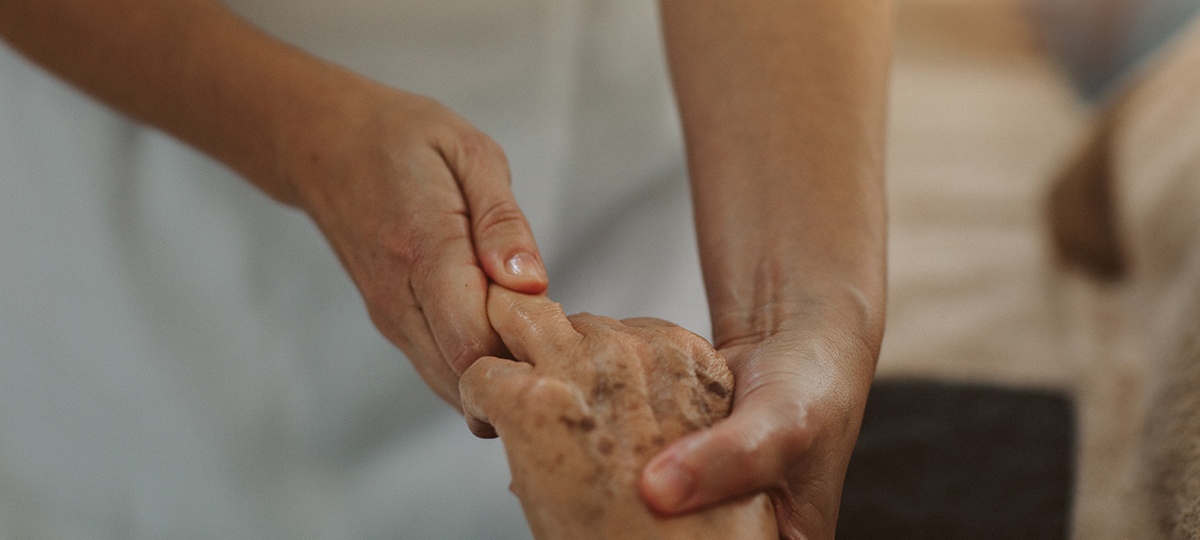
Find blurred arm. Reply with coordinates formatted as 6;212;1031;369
0;0;346;203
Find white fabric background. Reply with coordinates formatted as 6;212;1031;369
0;1;708;538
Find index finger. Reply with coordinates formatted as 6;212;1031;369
486;284;580;366
407;206;505;376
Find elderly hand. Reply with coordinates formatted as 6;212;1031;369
639;321;876;540
289;83;547;407
460;285;776;540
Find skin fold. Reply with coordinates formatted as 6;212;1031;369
462;285;777;540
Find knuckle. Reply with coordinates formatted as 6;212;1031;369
362;282;405;324
525;377;586;411
663;326;706;349
711;428;761;467
693;429;765;494
446;346;476;375
566;312;599;328
366;306;405;348
454;129;509;178
447;337;494;375
572;312;620;332
459;130;508;166
649;327;709;370
383;222;472;286
533;299;569;325
703;411;811;487
378;220;424;268
472;199;529;239
627;337;655;364
770;406;816;456
409;98;455;131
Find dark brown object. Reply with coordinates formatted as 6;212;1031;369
1047;118;1128;280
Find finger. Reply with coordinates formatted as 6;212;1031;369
408;208;507;376
619;317;677;329
359;267;466;407
459;356;535;438
639;393;812;513
566;312;623;338
486;284;579;365
441;129;548;294
382;300;466;409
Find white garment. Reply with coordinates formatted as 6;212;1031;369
228;0;686;266
0;1;708;538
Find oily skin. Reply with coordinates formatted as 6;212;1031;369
462;285;776;540
0;0;893;537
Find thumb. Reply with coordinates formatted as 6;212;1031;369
442;131;547;294
639;396;811;513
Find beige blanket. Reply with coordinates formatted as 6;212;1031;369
1052;11;1200;537
885;0;1200;537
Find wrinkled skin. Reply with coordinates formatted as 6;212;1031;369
461;285;776;540
644;320;876;539
291;88;548;409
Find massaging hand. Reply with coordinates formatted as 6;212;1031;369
460;285;776;540
290;84;547;406
0;1;546;408
657;0;888;534
639;321;875;540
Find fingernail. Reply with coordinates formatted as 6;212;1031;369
644;459;694;510
505;252;544;280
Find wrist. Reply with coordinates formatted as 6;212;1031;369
157;12;403;210
269;71;452;222
231;48;389;209
710;281;884;363
263;64;380;208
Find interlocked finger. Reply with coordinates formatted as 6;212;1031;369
459;355;536;438
487;285;580;367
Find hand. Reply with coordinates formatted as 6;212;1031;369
288;81;548;407
0;0;546;407
460;285;776;540
655;0;888;536
639;324;876;540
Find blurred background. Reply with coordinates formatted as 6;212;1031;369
2;0;1200;538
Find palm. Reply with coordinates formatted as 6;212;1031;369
718;333;874;540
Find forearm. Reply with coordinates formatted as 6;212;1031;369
660;0;892;354
1;0;552;407
0;0;369;204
